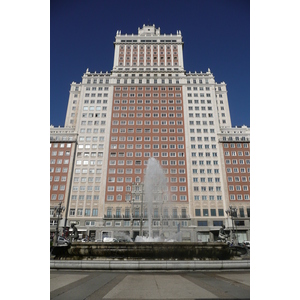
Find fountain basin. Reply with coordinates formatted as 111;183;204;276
51;242;235;260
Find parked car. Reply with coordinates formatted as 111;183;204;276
94;239;102;242
117;237;133;242
57;236;70;245
81;238;89;242
103;237;119;242
244;241;250;249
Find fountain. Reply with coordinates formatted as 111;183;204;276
51;160;238;261
134;157;180;242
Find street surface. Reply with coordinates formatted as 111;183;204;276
50;270;250;299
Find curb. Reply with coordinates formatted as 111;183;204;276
50;260;250;270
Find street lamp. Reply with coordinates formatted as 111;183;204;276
226;206;237;245
53;202;65;246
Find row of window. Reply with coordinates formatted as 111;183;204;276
84;93;109;97
85;86;109;91
76;160;102;166
81;101;107;106
83;77;217;86
73;177;101;182
107;168;186;174
112;120;182;125
107;194;187;201
188;100;214;105
74;168;102;174
111;141;185;147
82;113;106;118
50;143;72;148
78;137;105;142
187;93;211;98
105;220;190;227
227;176;250;182
113;105;182;110
120;45;178;50
77;144;105;149
228;185;249;191
71;195;100;201
111;135;184;141
80;121;107;127
193;194;222;201
71;188;101;195
77;152;103;157
118;63;179;67
198;221;224;227
225;159;250;164
109;160;186;166
50;159;70;164
115;86;181;91
229;194;250;200
224;151;250;156
188;106;213;111
83;105;107;110
224;143;249;148
109;152;185;158
50;167;69;173
115;93;182;98
86;79;109;84
191;150;218;156
188;113;218;118
192;185;221;192
111;113;183;118
50;176;67;182
191;168;220;174
51;185;65;191
107;185;186;193
193;176;221;183
195;208;224;217
51;151;71;156
226;168;250;173
119;54;178;59
110;144;185;150
50;194;64;201
70;208;98;216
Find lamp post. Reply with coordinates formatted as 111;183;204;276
226;206;237;245
53;202;65;246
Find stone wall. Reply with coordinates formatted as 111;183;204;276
51;242;241;260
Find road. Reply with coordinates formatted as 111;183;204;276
50;269;250;299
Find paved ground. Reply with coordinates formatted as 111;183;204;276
50;270;250;299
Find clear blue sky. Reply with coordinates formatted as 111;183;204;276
50;0;250;127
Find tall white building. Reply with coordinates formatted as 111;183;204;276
56;24;249;242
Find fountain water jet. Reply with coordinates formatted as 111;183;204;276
135;158;180;242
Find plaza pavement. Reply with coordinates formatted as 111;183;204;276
50;270;250;300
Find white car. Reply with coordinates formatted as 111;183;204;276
103;237;118;242
57;236;70;245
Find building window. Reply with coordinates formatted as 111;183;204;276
197;221;207;226
213;221;223;226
